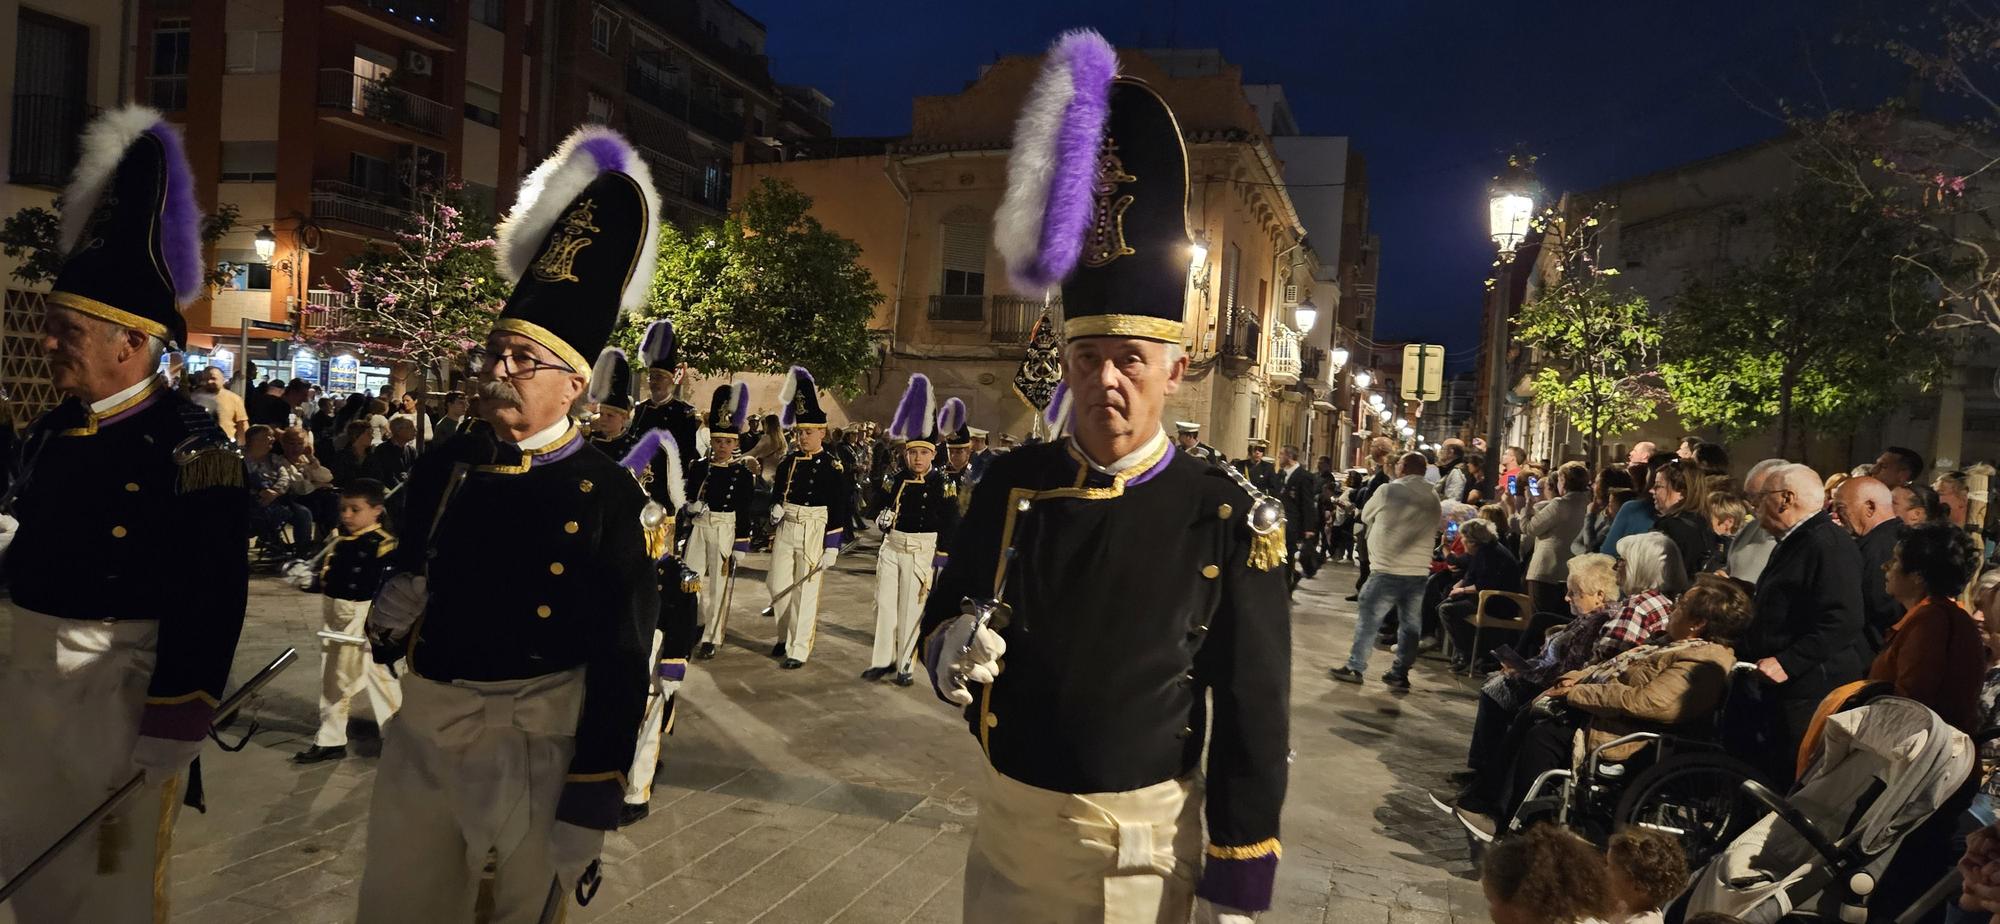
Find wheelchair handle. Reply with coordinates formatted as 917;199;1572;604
1739;777;1842;865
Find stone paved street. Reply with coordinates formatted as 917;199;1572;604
7;543;1490;923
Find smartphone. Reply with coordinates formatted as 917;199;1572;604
1528;476;1541;497
1506;474;1518;494
1494;644;1531;672
1445;521;1460;540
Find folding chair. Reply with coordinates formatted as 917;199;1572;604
1465;589;1534;673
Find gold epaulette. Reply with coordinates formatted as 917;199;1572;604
176;444;243;494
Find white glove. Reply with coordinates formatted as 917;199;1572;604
936;614;1006;706
659;679;683;700
367;573;427;639
820;545;839;568
875;509;896;532
769;504;785;525
130;735;202;780
1194;899;1257;924
548;821;605;894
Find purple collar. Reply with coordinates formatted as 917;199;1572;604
1127;443;1175;487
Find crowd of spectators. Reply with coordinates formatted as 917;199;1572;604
1320;432;2000;921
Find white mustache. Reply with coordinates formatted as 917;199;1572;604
477;380;521;406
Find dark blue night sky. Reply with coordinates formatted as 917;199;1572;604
738;0;1902;370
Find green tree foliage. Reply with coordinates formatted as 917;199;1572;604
0;200;242;291
1659;181;1953;456
1514;203;1665;464
623;178;880;393
330;182;510;387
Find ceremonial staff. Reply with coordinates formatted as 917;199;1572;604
0;647;300;904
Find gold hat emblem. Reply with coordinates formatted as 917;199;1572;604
1082;138;1137;268
531;198;601;283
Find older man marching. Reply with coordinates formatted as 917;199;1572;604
0;106;249;924
919;31;1291;923
356;126;662;923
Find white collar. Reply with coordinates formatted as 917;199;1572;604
516;417;573;451
1778;510;1820;543
90;376;155;414
1072;428;1167;476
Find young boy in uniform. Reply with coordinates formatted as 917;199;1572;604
295;478;403;763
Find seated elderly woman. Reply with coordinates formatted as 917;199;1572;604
1440;517;1527;671
1871;521;1985;733
1445;554;1622;797
1607;532;1689;649
1450;575;1753;839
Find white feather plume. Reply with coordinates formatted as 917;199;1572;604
497;125;663;312
992;56;1075;291
659;432;686;509
588;347;626;404
59;105;169;254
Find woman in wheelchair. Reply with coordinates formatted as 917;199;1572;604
1452;575;1754;839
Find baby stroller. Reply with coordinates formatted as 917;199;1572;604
1679;695;1973;922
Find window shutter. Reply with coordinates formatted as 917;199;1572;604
941;223;987;274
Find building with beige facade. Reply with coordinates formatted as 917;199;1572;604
733;46;1363;459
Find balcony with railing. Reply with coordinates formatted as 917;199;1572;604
626;60;745;142
299;290;351;335
317;69;449;137
921;294;1064;345
310;180;410;231
1268;325;1302;384
348;0;447;33
10;94;90;187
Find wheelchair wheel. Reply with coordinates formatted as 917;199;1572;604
1613;751;1766;871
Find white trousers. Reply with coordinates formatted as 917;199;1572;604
0;605;183;924
356;668;583;924
768;505;829;662
963;763;1202;924
623;631;682;807
871;530;937;673
688;512;736;647
314;597;403;747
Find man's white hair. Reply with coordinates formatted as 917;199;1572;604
1165;342;1185;363
1772;463;1826;512
1744;457;1789;491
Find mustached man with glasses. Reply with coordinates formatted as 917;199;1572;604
357;127;663;923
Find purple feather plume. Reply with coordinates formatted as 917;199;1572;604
890;374;933;439
937;397;966;435
730;382;749;432
149;120;202;306
1043;382;1070;426
778;366;813;428
640;319;676;369
620;427;686;511
577;133;631;173
996;30;1119;292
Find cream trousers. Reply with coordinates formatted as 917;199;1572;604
871;530;937;673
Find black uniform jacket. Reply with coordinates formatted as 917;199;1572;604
688;458;756;524
633;398;699;477
917;438;1291;910
7;379;249;742
319;525;397;602
880;468;960;544
772;448;853;549
388;420;658;831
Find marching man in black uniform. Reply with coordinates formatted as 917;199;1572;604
939;397;977;515
585;346;639;454
356;126;662;923
691;382;756;660
0;105;250;923
920;31;1290;923
632;320;699;476
1235;438;1281;496
766;366;853;669
610;412;698;827
1176;420;1221;463
865;374;960;686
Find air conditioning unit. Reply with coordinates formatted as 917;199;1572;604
1283;283;1300;305
405;51;434;76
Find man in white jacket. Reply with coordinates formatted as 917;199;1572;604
1333;452;1442;689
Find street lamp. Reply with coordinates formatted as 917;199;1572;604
1377;409;1391;423
1368;393;1385;410
1484;154;1538;462
254;225;277;262
1331;346;1350;369
1354;371;1371;389
1294;299;1318;335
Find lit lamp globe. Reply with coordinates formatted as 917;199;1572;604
1331;347;1350;368
1354;371;1372;389
1377;409;1391;423
1368;394;1385;410
1189;234;1210;268
1488;156;1538;260
1294;299;1318;334
254;225;277;262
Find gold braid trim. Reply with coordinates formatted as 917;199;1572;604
1247;524;1286;573
178;448;244;494
644;515;674;562
1206;838;1282;861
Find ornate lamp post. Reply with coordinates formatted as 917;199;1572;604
1483;155;1537;462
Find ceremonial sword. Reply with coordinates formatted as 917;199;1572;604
0;647;300;905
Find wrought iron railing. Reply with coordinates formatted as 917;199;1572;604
317;69;449;136
929;294;985;323
626;60;745;141
9;94;89;187
990;295;1062;344
309;179;410;230
1268;326;1302;380
299;289;350;334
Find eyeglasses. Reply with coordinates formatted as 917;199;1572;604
468;348;573;380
